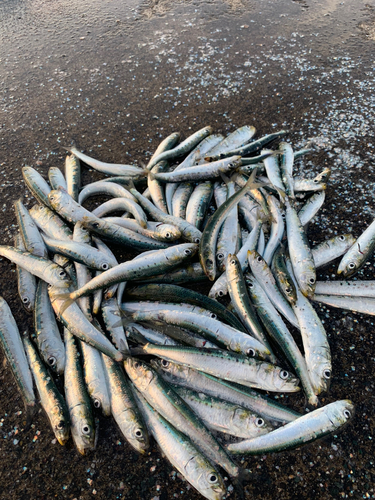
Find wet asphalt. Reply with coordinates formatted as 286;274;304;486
1;0;375;499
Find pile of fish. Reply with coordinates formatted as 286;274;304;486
3;123;373;499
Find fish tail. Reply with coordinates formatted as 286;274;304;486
230;468;252;500
23;401;37;430
49;288;76;315
104;288;117;301
219;172;231;185
274;185;286;201
120;179;137;192
109;308;133;330
60;142;78;154
119;338;130;356
245;167;266;190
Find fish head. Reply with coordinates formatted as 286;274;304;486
45;348;66;376
124;409;150;454
51;404;70;446
185;456;226;500
232;408;274;438
308;354;332;395
20;293;34;312
155;223;181;241
48;188;68;210
260;364;300;393
247;249;267;274
172;243;199;261
50;263;73;288
70;408;96;455
222;254;239;284
337;252;359;277
151;358;190;384
124;358;155;391
325;400;355;428
280;277;297;305
92;394;111;417
299;271;316;298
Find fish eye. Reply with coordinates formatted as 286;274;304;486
135;428;143;438
228;163;233;168
230;259;236;265
247;281;254;288
184;249;192;256
161;360;170;368
133;361;141;369
82;425;91;435
92;222;99;229
210;313;217;319
94;399;101;409
348;262;356;270
217;252;225;260
22;296;30;304
208;474;218;484
165;232;171;239
256;256;262;262
205;258;213;268
339;235;345;241
308;277;315;285
281;213;286;219
343;409;351;419
59;270;66;277
101;263;109;270
247;348;255;357
48;356;56;366
323;369;331;379
313;179;319;183
194;238;200;244
56;420;65;430
255;418;264;427
49;196;54;202
218;290;224;297
285;287;292;294
279;370;289;380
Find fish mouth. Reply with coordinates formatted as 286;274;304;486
57;436;69;446
213;487;225;494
